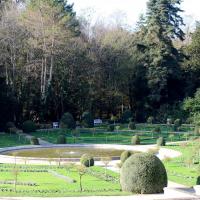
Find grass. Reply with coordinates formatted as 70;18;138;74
0;133;28;148
0;164;128;197
164;141;200;187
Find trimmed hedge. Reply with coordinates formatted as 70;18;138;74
80;154;94;167
120;151;132;163
57;135;66;144
131;135;140;145
60;112;76;129
30;137;39;145
22;120;37;133
157;137;165;146
120;153;167;194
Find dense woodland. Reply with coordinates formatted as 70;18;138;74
0;0;200;128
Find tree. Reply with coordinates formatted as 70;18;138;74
138;0;185;111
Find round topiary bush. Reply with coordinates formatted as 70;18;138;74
120;151;132;163
120;153;168;194
5;122;17;133
60;112;76;129
22;120;37;133
128;122;136;130
30;136;39;145
81;111;94;128
80;154;94;167
107;124;115;132
157;137;166;146
131;135;140;145
57;135;66;144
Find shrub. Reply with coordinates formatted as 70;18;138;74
107;124;115;132
22;120;37;133
120;151;132;163
30;137;39;145
120;153;167;194
60;112;76;129
147;116;154;124
196;176;200;185
5;122;16;133
121;110;133;123
128;122;136;130
80;154;94;167
131;135;140;145
82;112;94;128
57;135;66;144
157;137;166;146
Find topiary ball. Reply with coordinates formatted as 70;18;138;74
131;135;140;145
22;120;37;133
157;137;166;146
57;135;66;144
80;154;94;167
30;136;39;145
120;153;167;194
120;151;132;163
128;122;136;130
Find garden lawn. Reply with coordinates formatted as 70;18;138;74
30;123;195;145
164;141;199;187
0;164;128;197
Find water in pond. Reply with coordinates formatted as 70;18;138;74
5;147;126;158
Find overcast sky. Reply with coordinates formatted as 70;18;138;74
68;0;200;29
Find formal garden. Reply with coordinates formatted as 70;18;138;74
1;0;200;198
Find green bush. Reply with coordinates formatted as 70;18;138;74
107;124;115;132
22;120;37;133
82;111;94;128
30;136;39;145
120;153;167;194
196;176;200;185
147;116;154;124
131;135;140;145
120;151;132;163
128;122;136;130
57;135;66;144
60;112;76;129
5;122;16;133
80;154;94;167
121;110;133;123
157;137;165;146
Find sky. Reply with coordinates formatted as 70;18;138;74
68;0;200;29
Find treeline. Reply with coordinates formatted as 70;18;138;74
0;0;200;128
